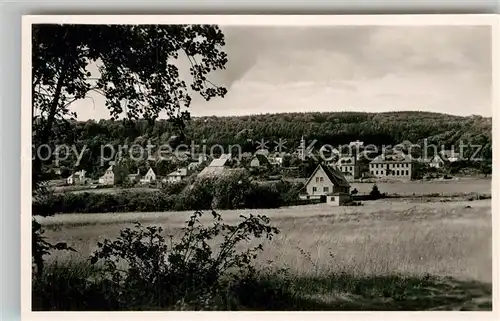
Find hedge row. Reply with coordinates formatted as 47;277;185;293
33;173;305;215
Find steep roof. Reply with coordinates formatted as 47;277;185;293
304;164;350;188
252;153;270;164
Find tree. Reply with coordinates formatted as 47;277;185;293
480;162;492;177
32;24;229;275
369;184;382;199
32;24;228;190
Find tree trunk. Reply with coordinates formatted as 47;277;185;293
32;63;67;192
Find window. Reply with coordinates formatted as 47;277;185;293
350;167;353;171
312;186;317;192
323;187;329;192
376;171;379;175
406;163;409;168
396;170;399;175
371;170;374;174
406;170;409;176
320;177;324;182
331;196;335;201
315;177;319;183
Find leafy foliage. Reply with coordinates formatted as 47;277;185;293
32;218;76;276
33;176;300;214
88;211;279;309
32;24;229;279
369;184;382;199
38;111;492;178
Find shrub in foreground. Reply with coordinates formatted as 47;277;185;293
39;211;279;309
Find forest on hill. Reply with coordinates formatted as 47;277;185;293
37;111;492;178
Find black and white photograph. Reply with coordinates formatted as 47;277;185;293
25;15;495;313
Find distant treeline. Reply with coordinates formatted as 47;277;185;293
35;111;492;178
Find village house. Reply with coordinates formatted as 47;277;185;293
187;161;200;171
127;168;141;184
424;154;447;169
250;153;270;168
335;156;363;179
369;153;417;179
163;168;188;184
268;152;285;167
299;163;351;206
66;170;88;185
255;148;270;157
140;168;157;184
198;153;232;177
98;165;115;185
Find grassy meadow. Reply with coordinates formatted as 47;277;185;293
35;195;492;310
350;178;491;196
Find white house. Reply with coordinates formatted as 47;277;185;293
335;156;362;179
98;166;115;185
140;168;157;184
369;152;417;180
188;162;200;171
300;163;351;206
428;155;446;169
250;154;270;168
164;168;188;184
67;170;87;185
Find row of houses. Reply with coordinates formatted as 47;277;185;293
332;150;456;180
66;165;189;186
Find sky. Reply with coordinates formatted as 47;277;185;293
70;25;492;120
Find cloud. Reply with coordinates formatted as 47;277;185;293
68;25;492;120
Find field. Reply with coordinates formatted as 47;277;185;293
51;186;160;194
50;178;491;197
37;194;492;310
351;178;491;196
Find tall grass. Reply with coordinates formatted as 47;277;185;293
33;199;492;311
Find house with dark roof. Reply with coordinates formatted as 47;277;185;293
300;163;351;206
